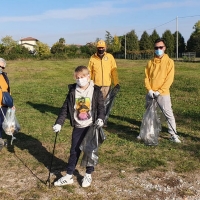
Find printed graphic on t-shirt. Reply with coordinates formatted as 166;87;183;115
75;97;91;120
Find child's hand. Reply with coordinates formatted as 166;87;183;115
95;118;104;128
53;124;61;132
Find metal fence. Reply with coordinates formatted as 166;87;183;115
114;52;200;62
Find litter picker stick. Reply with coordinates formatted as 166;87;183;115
46;131;58;188
153;95;177;135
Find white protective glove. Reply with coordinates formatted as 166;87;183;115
95;118;104;128
154;91;160;98
148;90;155;98
52;124;61;132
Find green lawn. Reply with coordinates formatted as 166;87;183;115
1;58;200;199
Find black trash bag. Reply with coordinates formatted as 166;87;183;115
79;125;106;167
104;84;120;123
139;99;161;146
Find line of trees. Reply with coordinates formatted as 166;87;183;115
0;21;200;60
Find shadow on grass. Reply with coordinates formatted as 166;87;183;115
4;131;67;185
105;114;141;141
26;101;60;115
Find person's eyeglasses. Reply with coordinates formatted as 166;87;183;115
154;46;165;50
0;66;5;69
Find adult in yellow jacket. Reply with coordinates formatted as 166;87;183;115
143;38;181;143
87;40;119;100
0;58;11;149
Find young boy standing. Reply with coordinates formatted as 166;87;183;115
53;66;105;187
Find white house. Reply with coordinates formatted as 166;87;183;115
19;37;38;53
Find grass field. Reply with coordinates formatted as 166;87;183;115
0;58;200;199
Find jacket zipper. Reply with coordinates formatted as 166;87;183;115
101;58;104;86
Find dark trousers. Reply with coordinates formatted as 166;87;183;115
67;126;94;175
0;107;7;138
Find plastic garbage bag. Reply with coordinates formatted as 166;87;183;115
2;107;20;144
139;99;161;146
79;125;106;167
104;84;120;123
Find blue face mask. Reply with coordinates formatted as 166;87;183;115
0;68;2;74
155;49;164;56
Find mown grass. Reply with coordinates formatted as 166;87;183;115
2;58;200;178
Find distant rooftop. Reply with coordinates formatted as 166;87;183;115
20;37;38;41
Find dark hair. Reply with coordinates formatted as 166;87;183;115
154;38;166;46
75;65;88;73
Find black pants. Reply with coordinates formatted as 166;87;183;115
67;126;94;175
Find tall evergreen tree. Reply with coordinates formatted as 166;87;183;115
187;21;200;55
162;30;174;56
105;31;113;51
173;31;185;53
122;30;139;52
139;31;151;50
150;30;160;48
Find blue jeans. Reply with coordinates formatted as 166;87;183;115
0;107;8;138
67;126;94;175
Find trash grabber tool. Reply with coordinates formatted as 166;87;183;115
153;95;177;135
46;131;58;188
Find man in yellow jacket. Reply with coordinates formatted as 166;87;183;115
88;40;119;127
144;38;181;143
88;40;119;100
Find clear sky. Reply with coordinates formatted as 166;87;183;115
0;0;200;47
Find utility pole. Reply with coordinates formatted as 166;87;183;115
125;34;126;59
176;16;179;60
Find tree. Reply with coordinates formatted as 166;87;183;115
59;38;66;44
80;43;96;56
35;41;50;56
162;30;174;56
187;21;200;55
51;42;66;54
1;36;17;54
173;31;185;53
105;31;113;52
0;44;5;54
112;35;121;53
65;44;79;55
187;34;200;55
121;30;139;52
150;30;160;48
193;20;200;34
105;31;113;47
1;35;17;47
139;31;152;50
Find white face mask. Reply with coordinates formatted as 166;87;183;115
76;77;89;87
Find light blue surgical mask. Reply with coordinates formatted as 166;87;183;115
0;68;2;74
155;49;164;57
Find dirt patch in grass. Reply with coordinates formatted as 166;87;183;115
0;145;200;200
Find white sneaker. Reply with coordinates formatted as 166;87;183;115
82;173;92;188
137;135;141;140
170;134;181;143
54;174;73;186
0;138;5;151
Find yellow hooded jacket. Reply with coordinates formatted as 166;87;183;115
0;74;9;106
145;54;174;95
88;52;119;87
